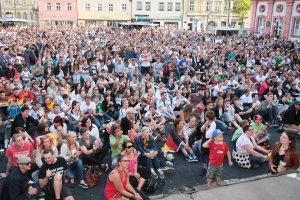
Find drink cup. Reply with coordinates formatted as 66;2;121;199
277;160;286;172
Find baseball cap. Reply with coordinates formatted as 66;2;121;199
294;101;300;105
212;129;224;139
196;104;205;111
17;156;31;164
254;115;263;120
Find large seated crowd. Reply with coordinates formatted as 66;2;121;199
0;26;299;200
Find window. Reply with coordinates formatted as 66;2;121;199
23;12;27;19
122;4;127;12
224;2;229;10
258;18;265;32
294;20;300;36
28;0;32;5
17;12;21;18
85;3;90;11
15;0;20;4
159;2;164;11
189;1;194;11
108;4;113;11
175;3;181;11
167;3;173;11
206;2;212;11
56;3;60;11
97;3;102;11
22;0;26;5
67;3;72;11
137;2;142;10
145;2;151;10
215;2;220;12
46;3;51;11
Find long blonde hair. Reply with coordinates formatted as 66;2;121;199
66;132;79;151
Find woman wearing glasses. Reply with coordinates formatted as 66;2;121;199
235;124;270;168
104;155;149;200
120;141;151;190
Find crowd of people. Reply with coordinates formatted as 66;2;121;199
0;25;300;199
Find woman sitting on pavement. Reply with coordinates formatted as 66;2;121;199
120;108;139;137
49;115;67;147
135;126;166;179
60;132;89;188
81;117;100;139
120;140;151;190
35;135;59;168
163;119;198;162
235;124;270;168
178;103;194;124
78;127;109;171
104;155;149;200
269;131;299;174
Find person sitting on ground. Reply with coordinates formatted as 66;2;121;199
49;116;67;147
269;131;299;174
60;132;89;188
261;92;279;126
1;156;41;200
251;115;270;146
282;100;300;135
36;135;59;168
120;108;139;137
156;91;176;120
163;119;198;162
120;140;151;190
231;120;249;144
235;124;270;168
38;149;74;200
144;105;167;141
78;127;109;172
104;155;148;200
135;126;166;179
178;103;194;124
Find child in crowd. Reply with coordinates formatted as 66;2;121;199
251;115;270;146
21;66;31;85
202;129;233;188
184;115;196;137
285;93;293;105
200;110;216;176
7;99;22;122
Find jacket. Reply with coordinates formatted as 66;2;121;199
11;113;39;136
282;105;300;125
1;168;31;200
135;135;157;155
23;49;37;67
213;105;226;120
269;142;299;170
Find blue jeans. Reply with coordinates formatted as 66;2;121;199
127;72;133;81
161;111;179;120
80;74;89;82
27;181;42;200
249;154;265;164
66;159;85;181
215;119;228;133
111;157;117;170
94;115;104;127
219;112;232;122
138;153;161;170
193;140;202;155
56;75;63;81
102;111;120;120
72;74;81;83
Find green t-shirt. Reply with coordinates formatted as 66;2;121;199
95;102;102;114
232;127;243;141
251;122;263;133
110;135;129;159
32;65;44;76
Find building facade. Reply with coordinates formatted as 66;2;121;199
131;0;183;28
77;0;131;27
183;0;250;31
0;0;39;25
250;0;300;40
38;0;77;27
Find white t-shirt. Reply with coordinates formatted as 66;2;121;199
156;99;171;114
172;96;188;109
119;108;129;120
212;85;226;97
80;102;96;114
236;133;255;154
49;123;68;139
48;111;65;122
29;108;44;121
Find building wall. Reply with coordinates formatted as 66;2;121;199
131;0;183;28
38;0;77;27
183;0;251;31
250;0;300;40
0;0;39;25
77;0;131;26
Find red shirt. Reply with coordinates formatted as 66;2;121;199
6;142;34;167
208;141;229;166
104;167;128;200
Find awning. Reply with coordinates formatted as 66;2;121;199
0;18;35;23
119;22;159;26
213;27;240;31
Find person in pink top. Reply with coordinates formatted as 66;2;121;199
104;155;149;200
121;141;151;190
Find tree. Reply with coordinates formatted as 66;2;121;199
231;0;251;28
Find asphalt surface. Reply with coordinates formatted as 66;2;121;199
0;124;299;200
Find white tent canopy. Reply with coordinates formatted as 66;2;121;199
0;18;34;23
119;22;159;26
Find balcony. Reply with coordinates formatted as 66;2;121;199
33;4;39;11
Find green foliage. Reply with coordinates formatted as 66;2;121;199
231;0;251;20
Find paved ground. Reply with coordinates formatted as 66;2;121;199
0;124;299;199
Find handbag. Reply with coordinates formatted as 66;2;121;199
84;165;101;187
142;178;165;194
107;107;116;116
232;150;251;169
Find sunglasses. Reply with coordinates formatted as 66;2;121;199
121;160;130;163
126;145;134;149
23;163;31;166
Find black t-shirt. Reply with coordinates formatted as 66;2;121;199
107;64;114;73
38;157;68;180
